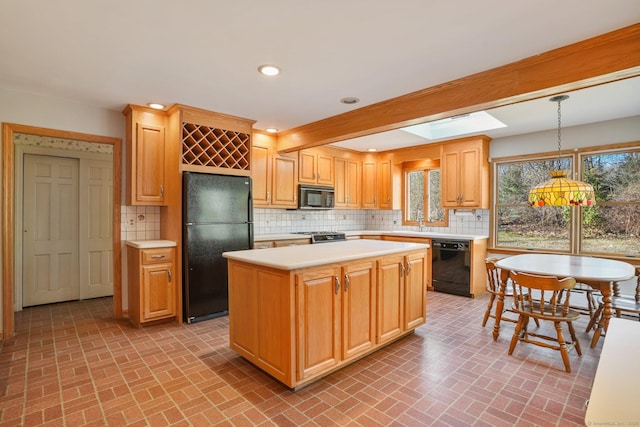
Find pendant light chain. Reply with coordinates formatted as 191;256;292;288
556;97;562;162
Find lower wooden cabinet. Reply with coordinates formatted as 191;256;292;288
227;248;427;389
296;260;376;380
377;251;427;344
127;243;177;327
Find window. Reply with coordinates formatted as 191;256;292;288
404;167;446;226
580;149;640;255
492;144;640;257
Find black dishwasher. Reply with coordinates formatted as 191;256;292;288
431;239;472;297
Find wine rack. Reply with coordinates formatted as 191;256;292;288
181;122;251;171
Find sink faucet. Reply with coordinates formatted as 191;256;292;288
417;212;425;232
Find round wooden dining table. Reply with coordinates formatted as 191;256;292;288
495;253;636;347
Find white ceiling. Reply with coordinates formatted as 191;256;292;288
1;1;639;151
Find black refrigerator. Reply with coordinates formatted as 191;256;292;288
182;172;253;323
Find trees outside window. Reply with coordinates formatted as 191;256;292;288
493;144;640;257
405;168;446;226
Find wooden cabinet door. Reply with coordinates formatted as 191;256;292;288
362;160;377;208
334;158;348;207
459;146;481;206
347;160;361;208
441;148;460;207
252;143;271;206
135;122;166;204
342;261;376;360
377;255;404;344
404;252;427;329
441;138;488;208
299;150;334;185
298;151;316;184
378;159;392;209
296;267;341;380
272;155;298;207
316;153;334;186
141;262;175;321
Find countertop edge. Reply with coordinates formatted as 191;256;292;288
223;240;429;270
125;240;177;249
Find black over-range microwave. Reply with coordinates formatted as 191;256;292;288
298;184;335;209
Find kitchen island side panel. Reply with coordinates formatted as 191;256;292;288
228;260;295;386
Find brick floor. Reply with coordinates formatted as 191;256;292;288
0;291;603;426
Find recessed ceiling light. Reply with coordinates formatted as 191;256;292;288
340;97;360;105
258;65;281;76
266;128;278;133
147;103;165;110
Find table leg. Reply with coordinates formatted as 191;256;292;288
493;280;506;341
590;281;613;348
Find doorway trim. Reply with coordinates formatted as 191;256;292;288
2;123;122;339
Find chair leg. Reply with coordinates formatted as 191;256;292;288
482;294;496;327
586;303;603;333
554;321;571;373
568;321;582;356
508;314;525;355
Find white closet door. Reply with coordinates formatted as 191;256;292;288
23;154;80;306
80;159;113;299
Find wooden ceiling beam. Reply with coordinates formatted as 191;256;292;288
276;23;640;153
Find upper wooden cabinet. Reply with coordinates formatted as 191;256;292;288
123;105;168;206
361;155;378;208
298;149;334;186
252;132;298;208
334;155;361;208
441;136;491;209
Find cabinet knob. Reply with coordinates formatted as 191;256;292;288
400;263;405;277
151;255;165;259
344;274;350;292
167;268;172;282
160;185;164;197
406;262;411;275
267;191;271;202
334;276;340;295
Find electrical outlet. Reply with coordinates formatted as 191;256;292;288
128;218;135;226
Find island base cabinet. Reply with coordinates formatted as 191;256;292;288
227;248;427;389
376;251;427;344
295;267;342;380
404;252;427;329
228;262;295;386
341;261;376;360
377;255;405;344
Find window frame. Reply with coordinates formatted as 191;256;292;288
402;162;447;227
490;141;640;259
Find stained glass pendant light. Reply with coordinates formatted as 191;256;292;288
528;95;596;207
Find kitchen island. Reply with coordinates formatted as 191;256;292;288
222;239;429;389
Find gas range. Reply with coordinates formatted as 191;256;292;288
292;231;347;243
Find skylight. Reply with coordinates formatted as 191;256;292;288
401;111;506;140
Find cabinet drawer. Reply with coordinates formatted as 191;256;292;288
141;248;174;264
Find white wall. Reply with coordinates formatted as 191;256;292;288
490;116;640;159
0;87;126;332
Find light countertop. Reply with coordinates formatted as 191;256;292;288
223;239;429;270
346;230;488;241
254;230;487;242
125;240;177;249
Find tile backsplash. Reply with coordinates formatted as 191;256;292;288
121;206;489;242
121;205;161;242
253;208;489;236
